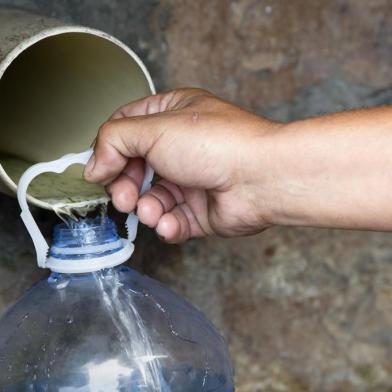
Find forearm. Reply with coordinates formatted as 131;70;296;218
262;107;392;231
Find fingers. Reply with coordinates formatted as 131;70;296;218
84;119;129;184
82;87;216;244
136;179;204;243
109;88;210;120
156;204;204;243
105;158;145;212
84;115;157;184
107;172;205;242
107;173;139;213
110;91;177;119
84;91;177;184
136;184;178;227
136;180;183;224
84;88;212;185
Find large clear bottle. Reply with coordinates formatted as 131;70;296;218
0;217;234;391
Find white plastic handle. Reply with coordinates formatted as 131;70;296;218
17;148;154;269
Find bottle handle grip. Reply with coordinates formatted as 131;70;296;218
17;148;154;268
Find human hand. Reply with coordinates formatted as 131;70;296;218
84;88;279;242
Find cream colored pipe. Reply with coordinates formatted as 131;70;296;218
0;9;155;213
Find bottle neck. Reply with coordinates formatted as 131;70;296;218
49;216;122;260
45;217;133;274
48;265;132;286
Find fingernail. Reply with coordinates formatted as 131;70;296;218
84;154;96;179
156;230;165;241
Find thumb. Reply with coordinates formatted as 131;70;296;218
84;115;160;185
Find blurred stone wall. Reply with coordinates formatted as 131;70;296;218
0;1;391;391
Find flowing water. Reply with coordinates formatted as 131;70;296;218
93;268;170;391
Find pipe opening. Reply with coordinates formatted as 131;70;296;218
0;30;153;210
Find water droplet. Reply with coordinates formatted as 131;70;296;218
265;5;272;14
56;279;70;290
24;363;31;373
41;344;46;352
66;315;74;324
48;317;53;324
23;313;29;320
48;273;70;289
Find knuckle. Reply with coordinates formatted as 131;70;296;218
188;87;211;96
98;122;113;140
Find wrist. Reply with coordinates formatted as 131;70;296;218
255;117;338;229
249;119;304;228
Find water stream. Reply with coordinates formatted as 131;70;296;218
93;268;170;391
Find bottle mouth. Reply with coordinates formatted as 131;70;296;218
49;217;124;260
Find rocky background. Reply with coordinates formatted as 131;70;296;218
0;1;391;391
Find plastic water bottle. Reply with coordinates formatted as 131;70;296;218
0;217;234;390
0;150;234;391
